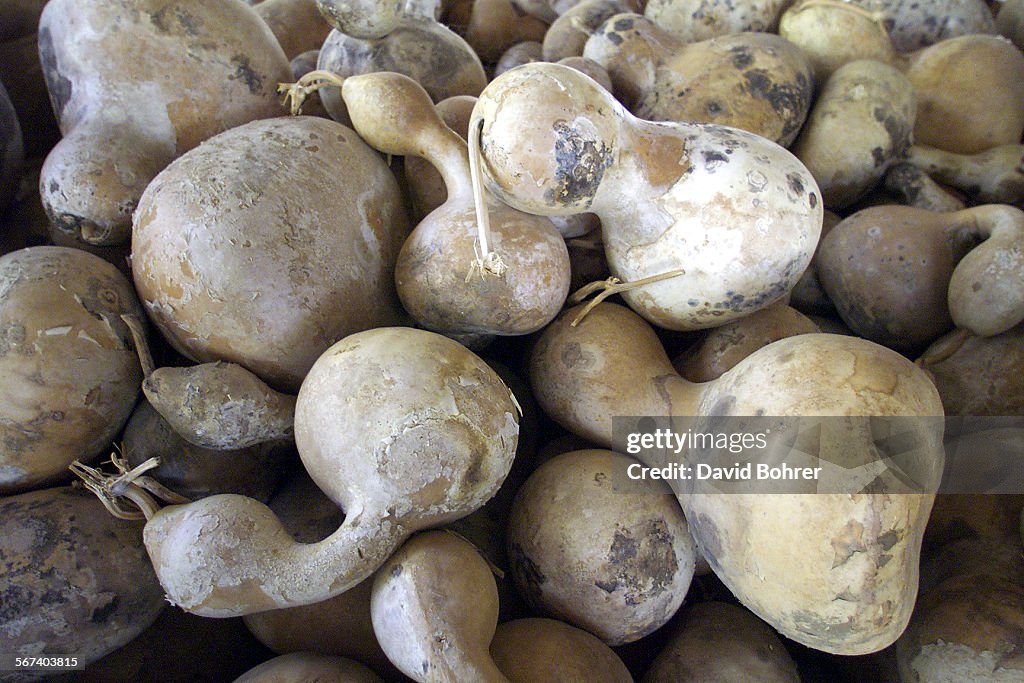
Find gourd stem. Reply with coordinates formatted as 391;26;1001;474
915;327;970;367
121;313;155;378
569;269;686;326
277;70;347;115
466;118;507;281
69;454;185;521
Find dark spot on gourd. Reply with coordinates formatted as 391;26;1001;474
230;54;264;96
613;17;635;31
786;172;805;196
38;28;72;121
743;70;812;141
89;596;119;623
702;150;728;171
510;541;546;601
604;523;679;605
390;563;403;578
706;101;723;115
873;107;912;157
606;32;624;46
809;192;818;208
707;395;736;417
546;120;612;206
730;46;755;69
878;530;900;551
871;147;887;168
595;579;619;593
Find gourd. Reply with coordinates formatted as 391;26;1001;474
528;301;944;654
643;0;791;43
37;0;290;247
882;163;967;213
235;653;384;683
542;0;641;61
255;0;333;59
314;0;486;124
642;602;801;682
0;246;143;494
471;62;822;332
506;449;696;645
906;143;1024;205
848;0;997;52
371;530;506;682
143;327;520;617
817;204;1024;352
583;16;814;147
790;59;915;209
489;618;633;682
131;115;409;393
339;71;570;336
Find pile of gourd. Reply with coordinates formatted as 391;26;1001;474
1;0;1023;680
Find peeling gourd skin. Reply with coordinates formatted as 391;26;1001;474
143;328;519;617
584;15;815;147
528;302;945;655
0;246;143;495
37;0;291;247
0;487;166;669
316;19;486;125
131;116;409;394
473;63;822;331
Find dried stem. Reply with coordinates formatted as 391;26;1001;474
277;70;347;115
916;327;971;368
569;269;686;326
121;313;155;378
466;118;507;282
70;448;190;521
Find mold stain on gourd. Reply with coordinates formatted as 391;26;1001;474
545;121;612;206
742;69;813;142
37;28;72;121
599;522;679;606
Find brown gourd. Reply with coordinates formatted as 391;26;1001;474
142;327;520;617
528;301;944;654
817;204;1024;352
583;15;814;147
471;62;822;332
37;0;290;247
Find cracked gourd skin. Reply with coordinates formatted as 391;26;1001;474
37;0;290;247
472;63;822;332
143;327;519;618
528;302;944;654
339;72;570;337
0;247;143;495
132;116;409;394
584;15;814;147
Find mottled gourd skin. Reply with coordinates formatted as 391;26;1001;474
0;246;143;495
473;63;822;331
644;0;791;43
584;15;814;147
132;116;409;394
0;487;166;669
37;0;290;246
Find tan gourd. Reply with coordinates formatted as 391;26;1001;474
789;208;842;315
817;204;1024;351
791;59;915;209
255;0;333;59
583;16;814;147
489;618;633;682
508;0;583;22
472;62;822;332
142;362;296;451
542;0;642;61
643;0;791;43
235;653;384;683
642;602;801;682
780;4;1024;155
314;0;486;124
460;0;549;63
338;71;570;336
906;143;1024;206
674;302;820;383
142;327;520;617
506;449;696;645
371;530;507;683
918;324;1024;416
37;0;290;247
494;41;543;76
528;301;944;654
131;116;409;393
0;246;144;495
